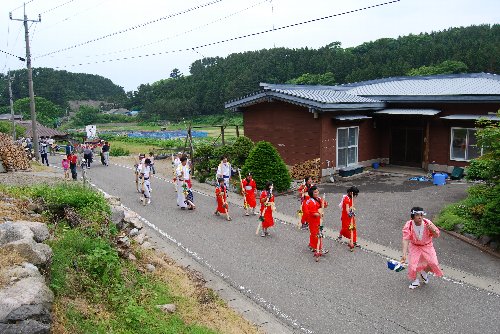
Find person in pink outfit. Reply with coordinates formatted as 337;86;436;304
401;207;443;289
62;157;70;180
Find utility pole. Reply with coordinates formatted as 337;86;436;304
10;5;41;160
8;71;16;140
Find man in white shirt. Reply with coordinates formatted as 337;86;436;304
176;156;191;209
140;158;152;205
172;152;183;192
216;156;232;189
47;137;55;156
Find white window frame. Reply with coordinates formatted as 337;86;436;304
450;127;482;161
336;126;359;168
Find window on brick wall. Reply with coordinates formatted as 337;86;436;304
450;127;481;161
337;126;359;168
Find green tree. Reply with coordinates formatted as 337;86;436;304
407;60;468;76
0;121;26;137
287;72;337;85
13;97;64;127
242;141;291;192
230;136;254;168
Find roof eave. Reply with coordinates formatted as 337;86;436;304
359;95;500;103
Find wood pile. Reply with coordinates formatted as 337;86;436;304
290;158;321;183
0;133;31;171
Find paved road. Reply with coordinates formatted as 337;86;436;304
51;157;500;334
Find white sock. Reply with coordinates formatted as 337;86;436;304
421;271;428;281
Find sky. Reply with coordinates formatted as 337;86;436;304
1;0;499;92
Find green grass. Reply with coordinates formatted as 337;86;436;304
2;183;221;334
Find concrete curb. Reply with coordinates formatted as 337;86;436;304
440;229;500;259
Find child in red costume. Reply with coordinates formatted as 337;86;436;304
259;181;275;237
304;186;329;257
338;186;359;248
242;173;257;216
215;177;231;221
297;176;314;229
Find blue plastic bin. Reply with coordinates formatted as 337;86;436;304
372;162;379;169
433;173;446;186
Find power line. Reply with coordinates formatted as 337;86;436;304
40;0;77;15
36;0;109;33
35;0;224;59
52;0;402;69
0;49;26;62
10;0;37;13
63;0;269;59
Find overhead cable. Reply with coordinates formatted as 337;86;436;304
71;0;268;59
0;49;26;62
52;0;401;69
35;0;224;59
10;0;37;13
36;0;109;33
40;0;77;15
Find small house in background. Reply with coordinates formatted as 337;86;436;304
0;114;23;121
225;73;500;177
15;120;68;140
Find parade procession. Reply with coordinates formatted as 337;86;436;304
131;152;444;290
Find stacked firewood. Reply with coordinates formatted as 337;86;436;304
290;158;321;183
0;133;31;171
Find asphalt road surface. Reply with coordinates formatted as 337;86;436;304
50;157;500;334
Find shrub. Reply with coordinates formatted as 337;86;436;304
0;121;25;137
110;146;130;156
193;144;215;182
231;136;254;168
242;141;291;192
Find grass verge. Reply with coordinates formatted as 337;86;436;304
1;183;260;334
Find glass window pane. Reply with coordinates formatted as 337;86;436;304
338;148;347;167
451;129;467;160
338;129;348;148
467;129;480;159
348;147;357;165
348;127;358;146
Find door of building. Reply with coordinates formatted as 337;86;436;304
390;127;423;167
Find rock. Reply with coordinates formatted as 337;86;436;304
129;228;139;237
145;264;155;272
123;210;138;222
12;221;49;243
117;236;130;248
128;253;137;261
110;206;126;227
0;223;52;265
0;276;54;322
141;241;153;250
479;235;492;245
156;304;176;314
104;195;121;207
26;201;44;214
127;217;143;230
5;303;51;323
0;319;50;334
453;223;464;233
134;233;147;245
463;233;477;240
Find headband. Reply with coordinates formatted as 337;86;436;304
411;210;426;216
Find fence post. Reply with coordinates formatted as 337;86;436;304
236;125;240;138
221;126;225;146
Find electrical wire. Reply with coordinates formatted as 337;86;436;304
67;0;269;59
10;0;37;13
0;49;26;61
40;0;77;15
36;0;109;33
51;0;401;69
35;0;224;59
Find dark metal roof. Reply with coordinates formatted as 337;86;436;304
16;121;67;138
224;73;500;110
343;73;500;101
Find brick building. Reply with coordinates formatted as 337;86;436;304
225;73;500;176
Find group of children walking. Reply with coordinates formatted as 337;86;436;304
136;154;443;290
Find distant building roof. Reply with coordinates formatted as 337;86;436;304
15;121;67;138
375;109;441;116
0;114;22;120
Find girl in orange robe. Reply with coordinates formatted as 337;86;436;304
242;173;257;215
259;181;275;237
338;186;359;248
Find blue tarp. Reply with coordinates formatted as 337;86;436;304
127;130;208;139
